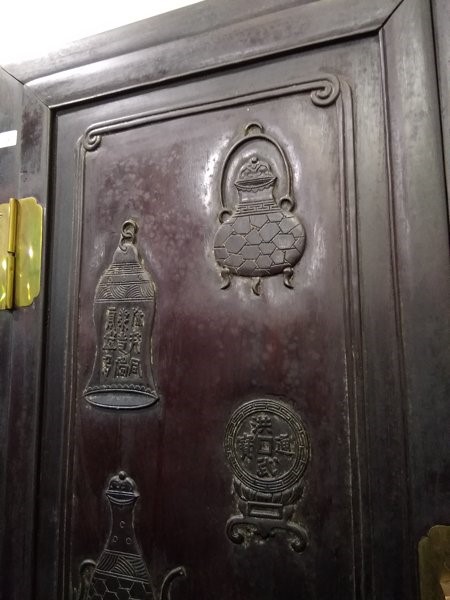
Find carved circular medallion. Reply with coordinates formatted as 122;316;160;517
224;399;310;494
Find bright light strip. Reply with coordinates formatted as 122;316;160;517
0;0;203;64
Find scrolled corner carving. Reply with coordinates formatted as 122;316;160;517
82;128;102;152
78;73;341;154
224;398;310;553
310;75;341;107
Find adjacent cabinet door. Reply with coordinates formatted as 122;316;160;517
2;1;448;600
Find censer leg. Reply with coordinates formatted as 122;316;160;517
283;266;294;289
220;267;232;289
252;277;262;296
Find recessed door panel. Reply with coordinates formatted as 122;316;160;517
67;77;357;600
44;37;397;600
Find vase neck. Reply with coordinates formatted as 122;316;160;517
105;496;141;555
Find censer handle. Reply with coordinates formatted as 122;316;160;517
159;566;187;600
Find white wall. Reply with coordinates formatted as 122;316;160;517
0;0;202;64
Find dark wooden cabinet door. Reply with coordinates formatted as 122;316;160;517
0;2;449;600
55;69;364;600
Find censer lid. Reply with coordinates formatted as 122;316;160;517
234;156;277;192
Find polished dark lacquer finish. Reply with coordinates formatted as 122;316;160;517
67;70;362;600
0;1;449;600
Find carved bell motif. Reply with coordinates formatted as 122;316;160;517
84;219;158;409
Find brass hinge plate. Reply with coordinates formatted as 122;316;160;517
0;197;43;310
419;525;450;600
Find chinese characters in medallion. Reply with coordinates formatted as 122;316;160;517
224;399;310;552
84;219;158;409
214;122;306;295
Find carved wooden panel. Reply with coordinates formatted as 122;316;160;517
2;2;448;600
64;68;361;600
37;26;429;600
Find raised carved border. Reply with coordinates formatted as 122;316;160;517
64;72;365;597
80;75;341;152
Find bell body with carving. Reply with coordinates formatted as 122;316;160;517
86;472;154;600
84;220;158;409
214;152;306;294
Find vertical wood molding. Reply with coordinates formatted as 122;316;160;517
431;0;450;217
382;0;450;590
0;67;22;600
0;79;51;600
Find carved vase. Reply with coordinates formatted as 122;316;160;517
86;471;154;600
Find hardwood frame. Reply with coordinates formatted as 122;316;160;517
0;0;448;598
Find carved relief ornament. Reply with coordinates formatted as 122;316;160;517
214;122;306;295
74;471;186;600
224;398;310;552
84;219;158;409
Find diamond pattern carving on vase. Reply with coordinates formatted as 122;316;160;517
74;471;186;600
214;122;306;295
84;219;159;409
224;399;310;552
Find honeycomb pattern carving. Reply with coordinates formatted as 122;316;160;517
87;573;153;600
215;213;305;277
